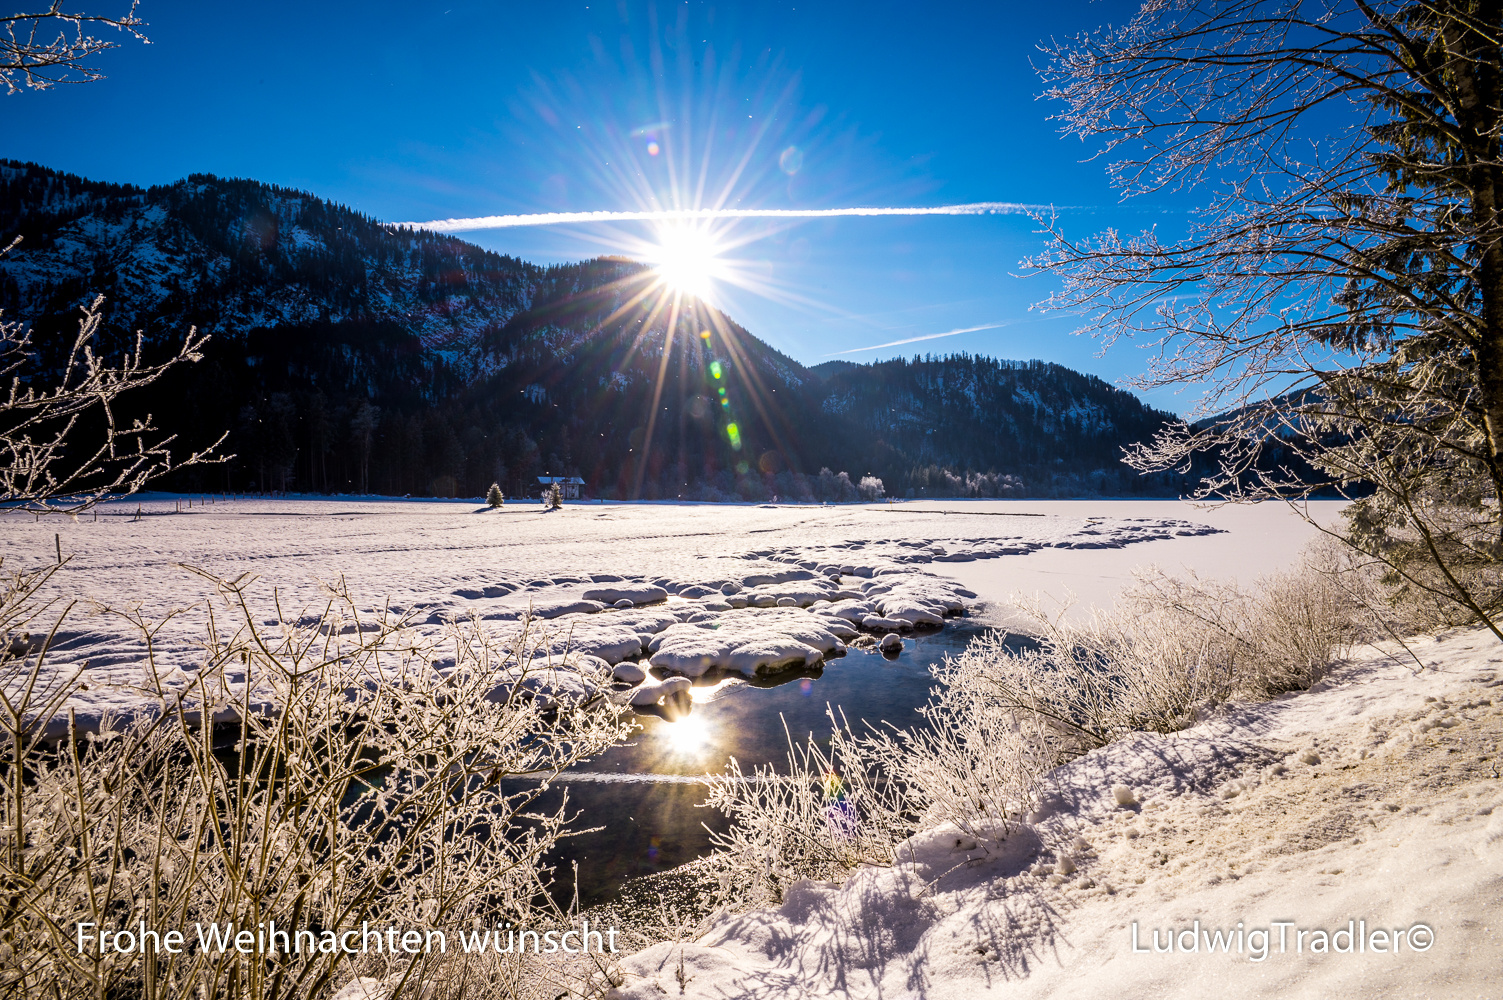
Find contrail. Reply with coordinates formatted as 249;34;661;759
402;202;1056;233
824;323;1006;356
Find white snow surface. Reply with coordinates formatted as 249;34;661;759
2;495;1243;731
613;629;1503;999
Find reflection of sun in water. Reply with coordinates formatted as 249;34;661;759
661;712;710;754
649;224;726;299
691;677;740;704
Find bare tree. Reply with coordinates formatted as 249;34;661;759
0;277;225;512
2;0;146;94
1030;0;1503;633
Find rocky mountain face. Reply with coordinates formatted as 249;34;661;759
0;160;1181;499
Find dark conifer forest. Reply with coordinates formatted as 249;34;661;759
1;160;1184;499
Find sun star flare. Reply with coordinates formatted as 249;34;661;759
648;224;727;299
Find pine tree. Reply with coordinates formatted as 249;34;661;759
486;482;504;507
545;482;563;509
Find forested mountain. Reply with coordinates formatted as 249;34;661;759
0;160;1182;499
812;355;1182;497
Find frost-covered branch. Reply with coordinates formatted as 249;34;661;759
1;0;146;94
1030;0;1503;626
0;253;226;512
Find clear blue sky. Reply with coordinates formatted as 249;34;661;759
2;1;1203;411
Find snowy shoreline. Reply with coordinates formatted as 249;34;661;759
3;495;1251;731
611;627;1503;999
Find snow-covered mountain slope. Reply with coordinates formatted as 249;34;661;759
1;160;538;380
813;354;1179;495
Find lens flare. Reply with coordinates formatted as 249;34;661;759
822;769;846;801
821;768;860;840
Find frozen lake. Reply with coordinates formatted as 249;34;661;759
3;495;1339;726
7;492;1340;613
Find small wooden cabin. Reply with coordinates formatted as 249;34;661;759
537;475;585;500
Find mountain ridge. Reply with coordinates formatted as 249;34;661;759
0;159;1182;499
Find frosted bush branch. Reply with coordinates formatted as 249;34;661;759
0;567;636;999
1;1;146;93
0;265;225;513
701;711;917;902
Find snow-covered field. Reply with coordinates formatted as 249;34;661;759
14;493;1485;999
3;494;1277;730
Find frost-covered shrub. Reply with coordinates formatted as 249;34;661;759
959;542;1370;759
545;482;563;508
903;465;1030;498
773;470;816;503
812;468;861;503
815;467;839;501
940;613;1237;761
0;566;631;1000
703;543;1374;899
857;475;884;501
486;482;505;507
703;676;1051;901
701;713;915;903
1121;540;1370;699
869;653;1050;839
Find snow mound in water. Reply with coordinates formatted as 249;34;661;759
582;583;669;606
627;675;692;707
647;607;847;678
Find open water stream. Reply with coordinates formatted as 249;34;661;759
522;618;1012;906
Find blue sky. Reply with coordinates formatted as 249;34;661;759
2;1;1203;410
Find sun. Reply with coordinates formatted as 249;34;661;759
649;223;725;299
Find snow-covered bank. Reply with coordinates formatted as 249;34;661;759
3;496;1240;730
611;628;1503;1000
